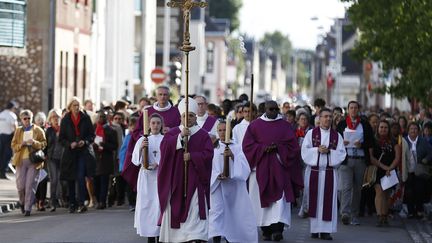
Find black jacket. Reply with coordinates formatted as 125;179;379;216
59;111;96;180
336;116;374;165
94;124;118;176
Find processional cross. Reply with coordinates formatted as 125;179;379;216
167;0;208;198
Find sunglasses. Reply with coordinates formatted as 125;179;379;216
22;117;31;121
268;108;280;112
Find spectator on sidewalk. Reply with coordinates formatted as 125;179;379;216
34;112;48;211
369;120;400;226
45;109;63;212
59;97;96;214
0;101;18;179
11;109;47;216
337;101;374;226
402;122;432;219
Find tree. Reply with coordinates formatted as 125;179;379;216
342;0;432;107
260;31;292;69
209;0;242;32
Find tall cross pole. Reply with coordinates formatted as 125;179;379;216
167;0;208;198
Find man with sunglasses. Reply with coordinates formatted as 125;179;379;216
243;100;303;241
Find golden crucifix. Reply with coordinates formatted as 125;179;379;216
167;0;208;198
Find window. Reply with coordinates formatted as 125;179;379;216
0;0;26;48
134;0;141;11
206;41;214;73
133;53;141;80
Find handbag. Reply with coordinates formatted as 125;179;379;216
29;147;45;164
414;162;431;180
362;165;377;188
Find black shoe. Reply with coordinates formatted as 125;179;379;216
24;211;30;216
271;232;283;241
20;205;25;214
320;233;333;240
69;206;76;213
341;214;350;225
0;172;7;179
311;233;319;239
77;205;87;213
213;236;221;243
262;234;272;241
96;203;106;210
50;207;56;212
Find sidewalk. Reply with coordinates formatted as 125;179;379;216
0;172;19;214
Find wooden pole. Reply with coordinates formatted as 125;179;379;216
167;0;208;199
250;74;254;121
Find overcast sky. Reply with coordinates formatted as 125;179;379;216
239;0;350;50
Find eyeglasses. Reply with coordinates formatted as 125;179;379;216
22;117;31;121
268;108;280;112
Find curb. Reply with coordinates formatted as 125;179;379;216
0;201;20;214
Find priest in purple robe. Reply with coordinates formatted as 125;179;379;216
301;108;346;240
243;100;303;242
121;86;181;191
194;95;219;137
157;98;214;243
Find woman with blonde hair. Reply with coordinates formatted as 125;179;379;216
45;108;63;211
59;97;96;213
11;109;47;216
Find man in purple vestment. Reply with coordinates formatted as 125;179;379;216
157;98;213;243
121;86;181;191
243;100;303;241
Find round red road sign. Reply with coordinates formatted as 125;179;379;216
151;68;166;84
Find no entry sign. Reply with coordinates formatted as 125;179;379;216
151;68;166;84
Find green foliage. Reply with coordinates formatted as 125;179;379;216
343;0;432;106
260;31;292;68
209;0;243;32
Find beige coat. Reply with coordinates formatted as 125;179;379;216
11;124;47;168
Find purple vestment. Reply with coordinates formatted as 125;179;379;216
121;106;181;191
243;118;303;208
157;127;213;228
202;115;217;132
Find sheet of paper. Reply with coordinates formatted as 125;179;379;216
380;169;399;191
23;130;33;142
94;136;103;145
343;130;362;148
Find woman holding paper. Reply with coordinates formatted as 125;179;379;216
369;120;400;227
11;109;47;216
93;110;118;209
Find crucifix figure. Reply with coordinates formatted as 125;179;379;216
167;0;207;52
167;0;207;198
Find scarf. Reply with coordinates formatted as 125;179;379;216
95;123;105;140
71;112;81;137
296;126;308;138
346;115;360;130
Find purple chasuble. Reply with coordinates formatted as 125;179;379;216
202;115;217;132
242;118;303;208
157;127;213;228
308;127;338;221
121;106;181;191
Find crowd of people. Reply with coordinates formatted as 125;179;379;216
1;86;432;242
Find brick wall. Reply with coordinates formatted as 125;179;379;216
0;39;44;112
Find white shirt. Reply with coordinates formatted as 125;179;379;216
407;136;418;173
0;109;17;135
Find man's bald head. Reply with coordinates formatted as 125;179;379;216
265;100;280;119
